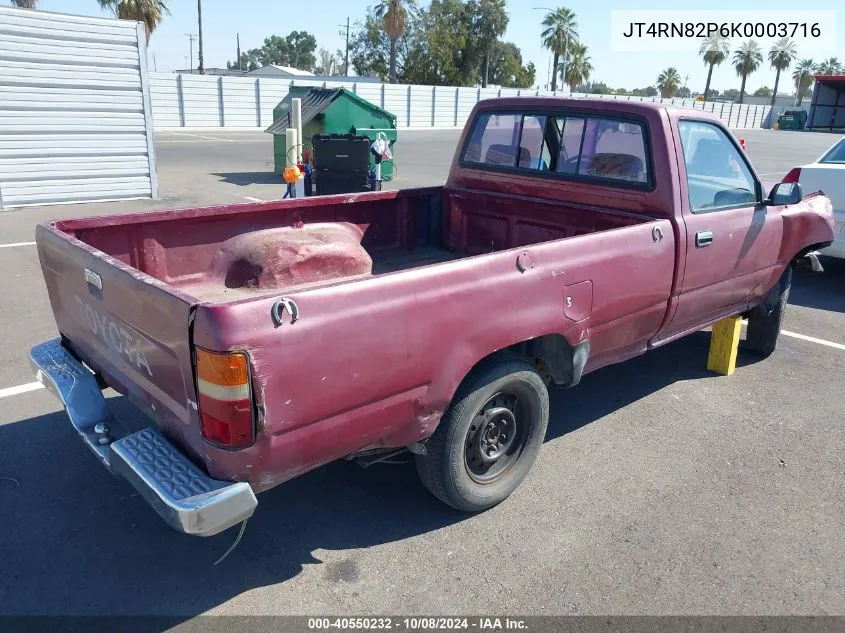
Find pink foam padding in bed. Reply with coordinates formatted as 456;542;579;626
211;222;374;290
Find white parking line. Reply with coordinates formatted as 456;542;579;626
781;330;845;351
161;131;233;142
0;241;36;249
0;382;43;400
243;196;264;203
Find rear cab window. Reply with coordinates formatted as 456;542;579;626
462;109;651;187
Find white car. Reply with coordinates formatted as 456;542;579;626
783;136;845;259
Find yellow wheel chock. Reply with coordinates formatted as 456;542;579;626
707;315;743;376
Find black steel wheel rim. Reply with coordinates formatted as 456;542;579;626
464;387;533;484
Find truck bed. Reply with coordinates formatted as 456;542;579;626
50;186;651;305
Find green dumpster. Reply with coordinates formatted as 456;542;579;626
265;87;398;180
777;109;808;130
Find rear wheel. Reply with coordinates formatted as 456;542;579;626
416;355;549;512
746;267;792;358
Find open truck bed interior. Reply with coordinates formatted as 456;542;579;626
53;187;651;304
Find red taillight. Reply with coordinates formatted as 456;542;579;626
782;167;801;183
195;348;254;448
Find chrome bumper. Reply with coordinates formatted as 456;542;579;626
29;339;257;537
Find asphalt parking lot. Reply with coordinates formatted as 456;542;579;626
0;126;843;618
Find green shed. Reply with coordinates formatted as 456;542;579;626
265;87;398;180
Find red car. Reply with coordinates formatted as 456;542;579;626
31;99;835;536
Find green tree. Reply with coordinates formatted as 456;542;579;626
487;41;534;88
753;86;772;97
643;85;658;97
350;11;407;80
615;87;627;95
471;0;508;87
97;0;169;42
768;37;796;106
732;40;763;104
375;0;415;83
792;59;816;105
576;81;611;95
722;88;739;101
656;66;681;98
699;34;729;101
242;32;318;71
563;42;591;90
409;0;475;85
817;57;843;75
227;49;262;72
335;48;348;76
316;49;336;75
677;86;691;98
541;7;577;92
10;0;37;7
285;31;318;70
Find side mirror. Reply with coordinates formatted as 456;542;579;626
766;182;803;206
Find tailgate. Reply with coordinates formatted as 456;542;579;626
35;223;199;429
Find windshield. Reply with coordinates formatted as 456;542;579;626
819;139;845;164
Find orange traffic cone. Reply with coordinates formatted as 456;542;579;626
739;138;746;151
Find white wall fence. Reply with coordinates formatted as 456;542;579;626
149;72;775;132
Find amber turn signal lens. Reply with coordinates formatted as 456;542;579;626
196;348;249;386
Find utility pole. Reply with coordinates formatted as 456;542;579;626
237;33;241;71
152;52;158;72
185;33;197;72
338;18;350;76
197;0;205;75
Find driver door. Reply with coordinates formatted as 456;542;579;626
661;119;783;339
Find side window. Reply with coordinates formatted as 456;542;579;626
678;120;758;212
463;113;521;167
557;117;585;175
578;118;648;183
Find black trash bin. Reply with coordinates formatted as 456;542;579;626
312;134;373;195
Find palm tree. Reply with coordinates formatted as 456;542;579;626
541;7;578;92
816;57;843;75
732;40;763;104
656;67;682;98
792;59;816;106
375;0;413;84
197;0;204;74
768;37;797;106
97;0;170;43
699;34;729;102
563;42;591;90
10;0;37;7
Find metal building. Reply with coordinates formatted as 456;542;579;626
0;6;157;209
807;74;845;131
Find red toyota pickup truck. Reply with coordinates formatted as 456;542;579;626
31;98;835;537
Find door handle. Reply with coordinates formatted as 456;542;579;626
695;230;713;247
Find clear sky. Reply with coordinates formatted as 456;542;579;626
36;0;844;95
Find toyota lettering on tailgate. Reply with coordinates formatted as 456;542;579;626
74;296;153;377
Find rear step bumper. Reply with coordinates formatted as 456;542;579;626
29;339;257;537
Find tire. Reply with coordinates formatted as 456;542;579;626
746;266;792;358
416;354;549;512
